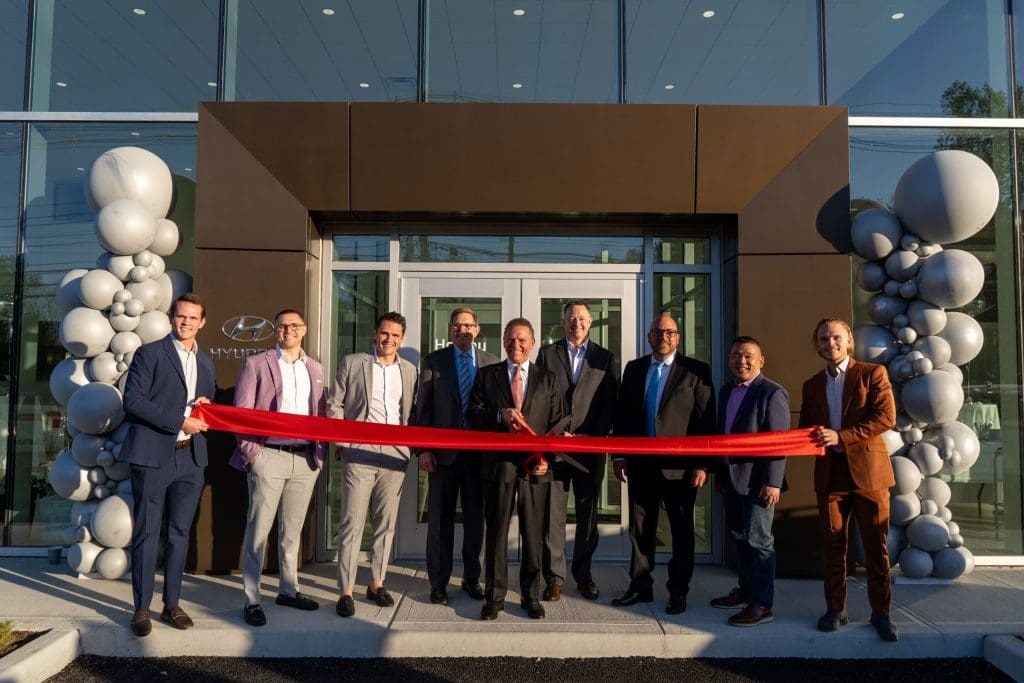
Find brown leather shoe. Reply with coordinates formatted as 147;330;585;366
728;603;774;627
130;609;151;637
160;606;194;629
542;583;562;601
710;586;747;609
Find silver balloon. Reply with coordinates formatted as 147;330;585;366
71;433;104;467
89;351;124;384
49;357;91;407
87;467;107;485
85;146;174;218
884;249;921;282
109;311;141;333
947;521;960;536
57;269;88;316
956;546;975;575
50;449;92;501
882;429;908;457
902;427;923;444
898;281;918;299
110;331;143;358
916;249;985;309
894;414;914;432
128;266;151;283
124;298;145;317
919;499;939;516
893;149;999;245
78;269;122;312
908;442;943;476
917;476;952;507
90;494;133;548
66;382;125;435
907;514;950;552
891;313;909;329
883;280;900;297
891;456;923;495
95;547;130;580
853;325;900;365
867;294;908;326
856;261;888;292
900;372;964;425
96;198;157;256
70;500;98;527
67;540;103;575
97;252;136;281
887;525;907;565
931;547;968;579
937;506;953;523
933;363;964;384
126;279;162;312
895;326;917;345
95;450;115;467
851;208;903;260
150;218;181;256
912;335;952;369
146;254;166;279
898;546;933;578
890;493;922;525
912;357;933;375
135;310;172;344
900;233;920;251
60;307;116;358
936;312;984;366
926;421;980;475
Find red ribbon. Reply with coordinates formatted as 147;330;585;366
192;403;823;457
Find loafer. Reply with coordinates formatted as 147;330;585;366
366;585;395;607
243;604;266;627
481;600;504;620
542;583;562;601
276;592;320;611
817;609;849;632
336;595;356;618
160;606;194;629
461;580;485;600
871;613;900;641
665;594;687;615
710;586;747;609
728;603;774;627
130;609;151;637
611;590;653;606
521;599;546;619
430;587;448;605
577;580;600;600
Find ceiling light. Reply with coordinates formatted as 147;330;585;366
702;10;715;18
130;132;140;137
664;84;675;90
76;167;85;171
513;9;525;16
184;167;192;172
207;81;217;87
55;81;67;87
132;8;146;15
322;8;335;15
512;83;523;89
359;82;370;88
891;12;905;20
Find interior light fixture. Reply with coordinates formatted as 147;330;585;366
513;9;525;16
702;10;715;18
322;8;335;15
664;84;675;90
359;82;370;88
891;12;905;20
512;83;523;89
76;167;85;171
207;81;217;87
55;81;67;87
132;8;146;15
184;167;192;172
130;132;140;137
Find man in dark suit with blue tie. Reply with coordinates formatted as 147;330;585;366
122;293;216;637
611;314;715;615
413;307;499;606
711;336;789;627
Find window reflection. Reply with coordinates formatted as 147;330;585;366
399;234;642;263
0;125;20;539
0;1;28;110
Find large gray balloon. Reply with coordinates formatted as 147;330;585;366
78;269;123;311
854;325;900;365
856;261;888;292
936;312;984;366
67;540;103;575
907;442;943;476
916;249;985;309
110;331;143;357
96;251;135;281
49;449;92;501
90;494;133;548
887;525;907;566
890;492;922;525
89;351;124;384
150;218;181;256
95;547;130;580
882;429;908;457
57;269;89;316
926;421;980;475
85;146;174;218
912;335;952;369
933;363;964;384
851;208;903;260
884;249;921;282
893;149;999;244
96;198;157;255
49;357;91;407
906;514;950;552
867;294;908;326
918;476;952;507
71;433;105;467
901;372;965;425
891;455;923;494
66;382;125;434
135;310;172;344
931;546;969;579
126;279;163;312
898;546;934;579
60;307;116;358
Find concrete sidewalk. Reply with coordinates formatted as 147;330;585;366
1;557;1023;660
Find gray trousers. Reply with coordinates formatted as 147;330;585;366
337;461;406;593
242;445;320;606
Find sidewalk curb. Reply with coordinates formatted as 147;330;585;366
984;635;1024;682
0;629;80;683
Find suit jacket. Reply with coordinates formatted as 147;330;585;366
122;335;216;468
229;348;327;471
412;344;500;466
614;352;716;478
798;358;896;492
717;373;790;496
466;361;566;483
535;339;617;438
326;352;418;469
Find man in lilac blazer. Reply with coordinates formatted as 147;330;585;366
229;309;327;627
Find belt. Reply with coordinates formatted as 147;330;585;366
268;443;311;453
175;438;193;450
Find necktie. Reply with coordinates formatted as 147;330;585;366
511;364;524;411
458;351;472;411
645;361;665;437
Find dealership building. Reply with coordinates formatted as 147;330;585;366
0;1;1020;575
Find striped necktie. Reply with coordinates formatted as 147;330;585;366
458;350;473;411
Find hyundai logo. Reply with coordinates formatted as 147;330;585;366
221;316;275;342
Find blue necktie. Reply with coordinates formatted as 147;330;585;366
645;361;665;437
458;351;473;412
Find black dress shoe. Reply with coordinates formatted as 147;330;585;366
336;595;356;618
160;606;194;629
611;590;653;606
430;587;449;605
665;595;687;615
817;609;849;632
461;580;485;600
481;600;504;620
243;604;266;627
871;613;900;641
521;599;546;619
276;592;320;611
366;585;395;607
130;609;151;637
577;580;600;600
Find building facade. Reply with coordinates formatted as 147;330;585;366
0;1;1020;569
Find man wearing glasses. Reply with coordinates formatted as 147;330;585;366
413;307;499;606
230;310;326;626
611;314;715;615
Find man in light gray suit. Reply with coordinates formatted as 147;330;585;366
327;311;418;618
711;336;789;628
536;301;617;601
230;309;326;627
413;307;499;606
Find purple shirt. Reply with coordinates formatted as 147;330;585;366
723;372;759;435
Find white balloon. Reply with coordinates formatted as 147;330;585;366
917;476;952;507
932;546;968;578
126;279;162;312
908;442;943;475
901;372;965;425
67;541;103;575
87;466;107;485
66;382;125;435
890;492;922;525
926;422;980;475
90;494;133;548
89;351;124;384
133;250;153;267
912;335;952;369
78;270;124;318
96;198;157;255
96;252;136;282
60;307;116;358
85;146;174;218
898;547;933;578
94;547;130;580
916;249;985;309
154;273;174;313
128;266;151;283
50;450;92;501
906;515;950;552
49;357;91;407
884;249;921;282
150;218;181;256
135;310;172;344
882;430;908;457
933;363;964;384
851;208;903;260
936;312;984;366
109;311;141;333
57;269;89;316
110;331;143;357
891;456;923;495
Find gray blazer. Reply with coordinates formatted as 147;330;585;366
412;344;500;466
717;372;790;495
326;352;418;470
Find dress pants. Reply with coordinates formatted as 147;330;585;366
425;453;485;590
242;445;320;605
336;461;406;592
626;465;698;598
723;485;776;609
129;445;204;612
483;477;548;603
543;456;604;586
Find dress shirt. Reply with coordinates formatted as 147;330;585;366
723;371;759;435
171;335;198;441
566;338;588;384
368;353;403;426
266;344;312;446
506;359;530;397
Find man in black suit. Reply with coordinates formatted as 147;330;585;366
467;317;566;621
611;314;715;615
413;307;499;606
536;301;617;601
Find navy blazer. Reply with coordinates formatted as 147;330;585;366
717;373;790;496
122;336;217;468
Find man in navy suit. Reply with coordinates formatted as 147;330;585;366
711;336;789;627
122;293;216;637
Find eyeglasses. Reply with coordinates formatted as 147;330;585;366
452;322;479;329
276;323;306;331
649;328;678;337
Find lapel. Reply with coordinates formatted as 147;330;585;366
361;355;374;418
841;358;860;420
265;350;283;396
499;361;515;407
810;369;828;421
162;336;186;387
522;363;542;414
733;373;765;430
659;353;686;413
443;345;461;396
399;358;416;421
555;340;573;384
